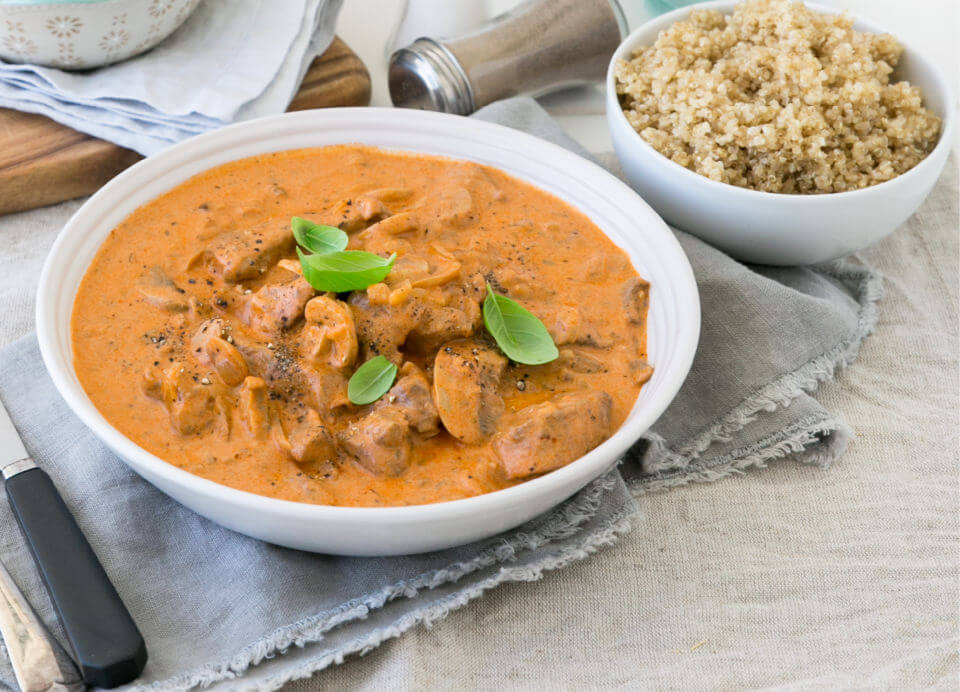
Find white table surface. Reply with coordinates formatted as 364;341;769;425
0;1;955;689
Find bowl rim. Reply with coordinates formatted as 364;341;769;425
36;106;700;523
605;0;957;202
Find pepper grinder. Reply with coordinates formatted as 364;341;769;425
389;0;627;114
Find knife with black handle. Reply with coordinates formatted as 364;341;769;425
0;397;147;689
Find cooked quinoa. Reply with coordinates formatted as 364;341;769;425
614;0;941;194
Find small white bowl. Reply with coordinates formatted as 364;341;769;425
606;0;955;266
0;0;201;70
36;108;700;556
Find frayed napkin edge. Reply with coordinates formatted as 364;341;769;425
134;472;634;691
634;258;883;491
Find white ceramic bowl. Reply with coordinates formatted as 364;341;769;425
0;0;201;69
606;0;956;265
36;108;700;556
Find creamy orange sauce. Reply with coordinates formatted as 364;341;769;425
71;146;650;506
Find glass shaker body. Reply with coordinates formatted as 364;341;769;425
390;0;627;114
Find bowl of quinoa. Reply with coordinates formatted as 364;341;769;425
606;0;954;264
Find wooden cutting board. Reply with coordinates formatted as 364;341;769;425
0;36;371;216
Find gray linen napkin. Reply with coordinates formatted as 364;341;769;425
0;0;343;155
0;97;879;690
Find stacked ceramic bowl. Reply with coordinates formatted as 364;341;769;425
0;0;201;69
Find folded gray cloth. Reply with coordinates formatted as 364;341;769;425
0;98;879;690
0;0;342;156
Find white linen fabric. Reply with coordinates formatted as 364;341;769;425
0;0;343;155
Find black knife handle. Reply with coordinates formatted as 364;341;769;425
5;467;147;688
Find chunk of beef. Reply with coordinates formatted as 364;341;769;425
299;365;351;412
339;408;411;476
558;347;608;374
327;196;389;232
397;277;483;353
493;391;613;480
238;376;270;438
622;277;650;325
202;220;293;281
375;363;439;437
191;319;248;386
539;304;613;349
136;266;189;312
349;277;482;360
150;362;223;435
433;339;507;444
541;305;584;346
301;296;358;370
279;408;337;470
240;275;315;335
347;292;412;362
404;301;478;353
437;186;473;226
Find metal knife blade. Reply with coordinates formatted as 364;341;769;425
0;559;84;692
0;396;31;479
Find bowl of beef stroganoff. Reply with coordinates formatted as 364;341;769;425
37;108;700;556
606;0;954;265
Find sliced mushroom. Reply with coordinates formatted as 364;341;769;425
276;258;303;276
630;359;654;386
141;366;163;400
387;254;431;285
238;376;271;438
301;296;358;370
365;187;414;203
360;211;419;237
410;261;461;289
433;339;507;444
622;277;650;325
136;266;189;312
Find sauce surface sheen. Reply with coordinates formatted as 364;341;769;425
72;145;651;507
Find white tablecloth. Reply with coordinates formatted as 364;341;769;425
0;0;955;688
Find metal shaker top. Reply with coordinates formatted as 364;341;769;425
389;38;476;115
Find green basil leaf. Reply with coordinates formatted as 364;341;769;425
483;283;559;365
291;216;348;255
348;355;398;405
298;248;395;292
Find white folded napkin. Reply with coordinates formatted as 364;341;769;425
0;0;343;155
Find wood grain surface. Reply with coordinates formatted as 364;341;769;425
0;36;371;216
